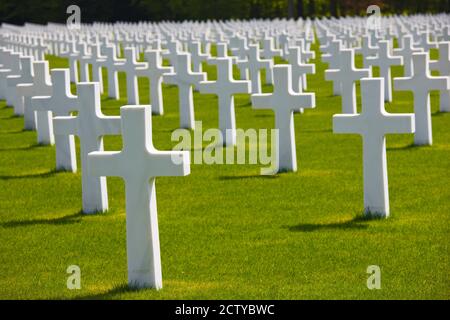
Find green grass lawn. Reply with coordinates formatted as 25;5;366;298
0;41;449;300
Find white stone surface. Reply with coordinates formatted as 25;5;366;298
394;52;449;145
32;69;78;172
430;42;450;112
366;40;403;102
138;50;173;115
251;65;315;173
198;57;251;146
88;105;190;289
333;77;415;218
7;56;34;115
53;83;121;213
325;48;371;114
16;61;54;145
163;53;206;129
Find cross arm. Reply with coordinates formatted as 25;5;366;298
299;63;315;74
393;77;413;92
325;69;340;82
162;72;177;85
53;115;79;135
99;116;122;135
429;76;450;91
147;151;190;177
16;83;33;96
6;75;23;86
31;96;52;112
288;93;315;110
197;81;218;95
87;151;124;178
333;114;362;134
251;94;272;110
383;113;415;134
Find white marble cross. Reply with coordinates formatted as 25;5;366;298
286;46;315;92
261;37;282;60
0;50;21;104
333;77;415;218
417;31;437;52
394;52;449;145
7;56;34;115
322;39;343;95
394;35;423;77
76;42;91;82
103;44;125;99
60;40;79;83
430;42;450;112
188;41;209;73
115;47;147;104
163;53;206;129
31;69;78;172
366;40;403;102
88;105;190;289
356;35;378;69
137;50;173;115
325;48;371;114
53;83;121;213
251;65;315;173
237;44;273;94
16;61;54;145
81;43;106;94
198;57;251;146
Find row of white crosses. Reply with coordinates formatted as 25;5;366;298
1;14;449;289
0;30;316;290
320;16;450;218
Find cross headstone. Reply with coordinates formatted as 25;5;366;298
198;57;251;146
366;40;403;102
237;44;273;94
286;46;315;92
163;53;206;129
81;43;106;94
31;69;78;172
333;77;415;218
325;48;371;114
115;47;148;104
7;56;34;115
103;44;124;99
251;65;315;173
0;50;21;104
16;61;54;145
137;50;173;115
88;105;190;289
188;41;209;73
430;41;450;113
322;39;343;95
53;83;121;213
394;35;423;77
394;52;449;145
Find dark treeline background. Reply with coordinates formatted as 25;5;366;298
1;0;450;25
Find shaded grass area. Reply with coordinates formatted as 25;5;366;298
0;43;449;300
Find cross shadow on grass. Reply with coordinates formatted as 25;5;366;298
0;128;28;135
0;144;48;152
432;111;448;117
0;169;58;180
0;114;21;120
0;211;85;228
73;284;153;300
285;215;384;232
219;174;279;180
386;143;421;151
301;128;332;133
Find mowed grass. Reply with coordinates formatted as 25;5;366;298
0;41;449;300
